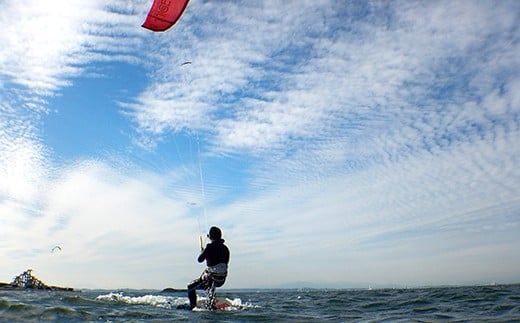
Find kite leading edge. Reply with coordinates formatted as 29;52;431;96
142;0;190;32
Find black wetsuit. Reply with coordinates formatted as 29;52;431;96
187;239;230;309
198;238;230;266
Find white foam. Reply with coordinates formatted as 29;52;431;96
96;292;257;311
95;292;186;309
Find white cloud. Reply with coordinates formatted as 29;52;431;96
1;160;206;288
0;0;144;98
222;130;520;287
0;102;49;204
125;0;519;170
1;0;519;289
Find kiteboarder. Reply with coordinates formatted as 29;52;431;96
187;226;230;309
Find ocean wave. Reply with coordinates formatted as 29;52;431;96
0;301;88;321
4;302;36;313
1;285;517;321
39;306;80;320
60;294;99;306
96;292;184;309
95;291;255;312
0;299;9;310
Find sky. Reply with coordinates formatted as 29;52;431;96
1;0;519;290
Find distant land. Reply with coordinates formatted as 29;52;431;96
267;280;519;290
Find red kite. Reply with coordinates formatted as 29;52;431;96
142;0;190;32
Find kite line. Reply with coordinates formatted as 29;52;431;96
196;133;208;250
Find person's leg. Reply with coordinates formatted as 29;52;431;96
187;278;204;309
206;280;217;310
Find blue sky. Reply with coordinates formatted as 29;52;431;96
1;0;519;289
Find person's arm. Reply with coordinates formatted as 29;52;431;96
198;244;208;263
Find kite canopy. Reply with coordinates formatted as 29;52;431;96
142;0;190;32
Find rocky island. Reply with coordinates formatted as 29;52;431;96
0;269;74;291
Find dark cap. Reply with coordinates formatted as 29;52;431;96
208;226;222;240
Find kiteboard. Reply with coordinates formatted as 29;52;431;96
197;297;233;310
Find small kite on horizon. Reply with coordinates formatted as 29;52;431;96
51;246;62;253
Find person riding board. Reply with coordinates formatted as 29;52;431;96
187;226;230;309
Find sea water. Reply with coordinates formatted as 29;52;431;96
1;284;519;322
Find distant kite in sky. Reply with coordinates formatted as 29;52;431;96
142;0;191;32
181;61;192;66
51;246;62;253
